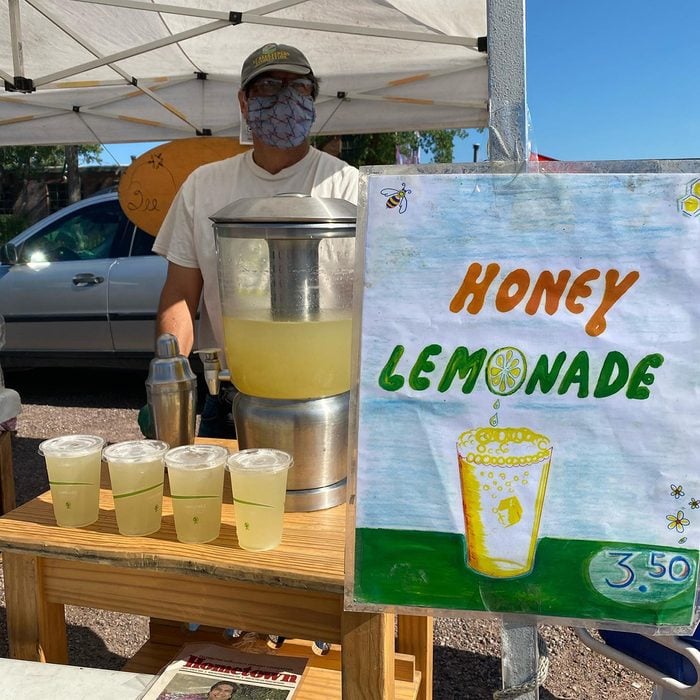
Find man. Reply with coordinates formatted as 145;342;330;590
153;43;358;437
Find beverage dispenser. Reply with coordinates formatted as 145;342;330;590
210;194;356;511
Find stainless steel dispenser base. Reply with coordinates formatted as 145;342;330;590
285;477;347;512
232;391;349;512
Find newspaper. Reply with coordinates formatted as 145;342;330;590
138;642;307;700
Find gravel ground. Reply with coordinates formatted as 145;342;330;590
0;368;655;699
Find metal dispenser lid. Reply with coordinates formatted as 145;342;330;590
146;333;197;387
210;194;356;237
211;194;356;322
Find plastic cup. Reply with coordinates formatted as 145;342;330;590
225;449;293;552
39;434;105;528
103;439;169;536
164;444;228;544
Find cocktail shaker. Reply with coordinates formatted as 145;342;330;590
146;333;197;448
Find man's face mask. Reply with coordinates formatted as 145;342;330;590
246;88;315;149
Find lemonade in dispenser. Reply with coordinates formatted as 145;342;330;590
211;194;356;400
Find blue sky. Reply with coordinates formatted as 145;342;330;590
103;1;699;166
455;0;700;163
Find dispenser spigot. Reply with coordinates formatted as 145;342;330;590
195;348;226;396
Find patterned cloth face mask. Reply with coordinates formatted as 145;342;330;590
246;88;316;149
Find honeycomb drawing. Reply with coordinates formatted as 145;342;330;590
679;178;700;217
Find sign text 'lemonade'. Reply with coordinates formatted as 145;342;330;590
377;262;663;400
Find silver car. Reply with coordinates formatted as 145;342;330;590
0;191;167;369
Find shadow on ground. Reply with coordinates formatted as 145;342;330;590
431;645;563;700
11;436;47;506
6;368;150;410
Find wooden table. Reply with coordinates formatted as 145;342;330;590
0;439;432;700
0;430;16;514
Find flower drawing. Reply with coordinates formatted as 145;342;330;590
671;484;685;499
667;510;690;533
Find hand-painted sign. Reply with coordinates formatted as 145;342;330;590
348;168;700;629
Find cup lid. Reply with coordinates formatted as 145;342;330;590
225;448;293;473
103;439;169;463
39;434;104;458
165;444;229;470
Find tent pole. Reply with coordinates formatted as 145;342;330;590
70;0;481;47
487;0;529;162
32;19;228;87
8;0;25;79
487;0;538;698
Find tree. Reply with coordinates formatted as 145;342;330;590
414;129;472;164
314;129;473;167
0;144;102;220
64;146;82;204
0;144;101;181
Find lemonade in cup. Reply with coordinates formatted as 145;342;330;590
103;439;169;536
226;449;293;551
165;444;228;544
457;427;552;578
39;434;105;528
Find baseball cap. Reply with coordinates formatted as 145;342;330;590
241;43;313;89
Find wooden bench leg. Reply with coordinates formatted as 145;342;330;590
3;551;68;663
397;615;433;700
341;611;395;699
0;430;16;514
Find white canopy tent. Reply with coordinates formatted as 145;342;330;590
2;0;541;695
0;0;491;147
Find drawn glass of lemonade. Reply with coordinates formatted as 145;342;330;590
103;440;169;537
39;434;105;528
457;427;552;578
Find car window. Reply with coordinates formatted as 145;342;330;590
20;200;128;263
130;227;157;257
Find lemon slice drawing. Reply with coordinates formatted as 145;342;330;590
486;346;527;396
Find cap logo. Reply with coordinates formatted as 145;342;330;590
253;45;290;68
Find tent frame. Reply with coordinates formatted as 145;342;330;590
7;0;482;91
3;0;490;143
3;0;537;695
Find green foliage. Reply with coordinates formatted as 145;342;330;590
0;145;103;217
0;145;102;180
314;129;472;167
336;133;399;167
0;214;28;244
417;129;471;163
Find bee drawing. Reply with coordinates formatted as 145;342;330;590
381;183;412;213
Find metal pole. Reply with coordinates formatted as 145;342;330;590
487;0;529;163
486;0;538;697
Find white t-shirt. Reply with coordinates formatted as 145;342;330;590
153;147;358;361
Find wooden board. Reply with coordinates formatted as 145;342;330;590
0;439;345;591
117;137;250;236
0;491;346;592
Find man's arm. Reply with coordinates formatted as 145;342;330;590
156;261;203;356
